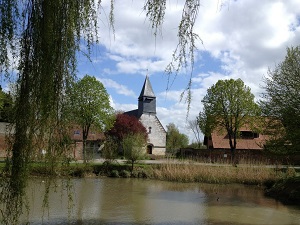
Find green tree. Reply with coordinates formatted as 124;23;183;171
101;136;119;164
122;133;147;172
260;46;300;154
67;75;114;163
166;123;189;155
198;79;261;164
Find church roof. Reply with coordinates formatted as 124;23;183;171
139;75;156;98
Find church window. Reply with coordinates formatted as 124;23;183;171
148;127;152;134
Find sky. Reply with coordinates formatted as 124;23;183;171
76;0;300;143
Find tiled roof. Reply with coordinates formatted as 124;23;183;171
208;120;271;150
210;131;269;150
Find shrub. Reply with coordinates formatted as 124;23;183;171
119;170;131;178
110;170;120;178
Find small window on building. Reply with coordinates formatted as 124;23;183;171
74;130;80;135
148;127;152;134
240;131;258;139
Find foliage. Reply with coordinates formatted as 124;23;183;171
119;170;131;178
106;113;148;144
0;88;13;122
101;136;119;163
0;1;100;224
187;119;202;148
122;133;147;172
66;75;114;162
187;142;205;149
198;79;261;162
260;46;300;154
166;123;189;155
265;176;300;205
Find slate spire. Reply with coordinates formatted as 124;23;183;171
139;75;156;99
138;75;156;116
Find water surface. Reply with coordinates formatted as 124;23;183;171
19;178;300;225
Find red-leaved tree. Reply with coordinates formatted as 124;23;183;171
106;113;148;142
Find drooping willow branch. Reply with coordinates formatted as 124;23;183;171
0;1;100;224
144;0;202;111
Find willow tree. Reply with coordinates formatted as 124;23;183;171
0;1;100;224
0;0;201;224
198;79;261;164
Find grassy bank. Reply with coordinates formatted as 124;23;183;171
1;160;297;188
1;160;294;185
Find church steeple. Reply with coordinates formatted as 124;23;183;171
138;75;156;116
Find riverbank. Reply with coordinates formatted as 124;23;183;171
1;159;299;205
265;176;300;205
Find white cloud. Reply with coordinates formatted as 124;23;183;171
112;102;137;113
98;78;136;97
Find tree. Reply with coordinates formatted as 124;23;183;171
198;79;261;164
0;1;201;223
122;133;147;172
187;119;202;148
260;46;300;154
1;2;101;223
187;142;205;149
106;113;148;146
101;136;119;163
166;123;189;155
67;75;114;163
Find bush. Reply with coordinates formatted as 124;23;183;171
119;170;131;178
131;168;151;178
110;170;120;178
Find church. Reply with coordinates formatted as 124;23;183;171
125;76;166;156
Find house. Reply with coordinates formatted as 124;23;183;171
195;122;272;162
71;125;105;160
204;125;269;151
125;76;166;156
0;122;105;160
180;122;271;161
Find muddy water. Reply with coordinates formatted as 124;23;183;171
20;178;300;225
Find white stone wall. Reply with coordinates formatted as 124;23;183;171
139;114;166;155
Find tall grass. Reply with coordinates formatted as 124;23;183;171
150;160;289;185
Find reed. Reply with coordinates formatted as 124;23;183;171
149;160;289;185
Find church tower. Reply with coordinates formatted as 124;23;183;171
138;75;156;117
125;75;166;156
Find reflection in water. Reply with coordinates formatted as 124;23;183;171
14;178;300;225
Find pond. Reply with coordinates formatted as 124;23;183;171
15;178;300;225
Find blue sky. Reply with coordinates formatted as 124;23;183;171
74;0;300;143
